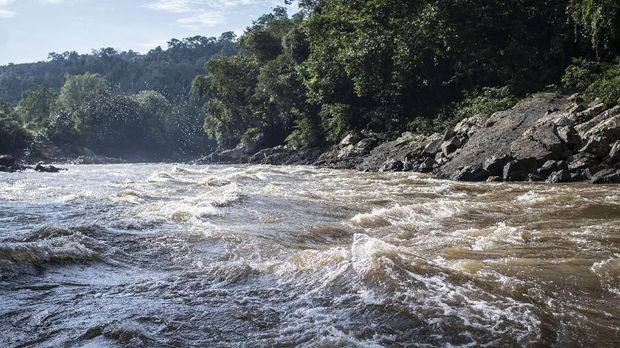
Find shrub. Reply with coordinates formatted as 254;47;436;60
584;62;620;106
562;58;600;92
285;117;320;149
319;104;351;142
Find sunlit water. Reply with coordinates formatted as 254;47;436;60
0;164;619;347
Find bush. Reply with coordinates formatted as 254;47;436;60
406;116;434;135
584;62;620;106
0;103;31;154
562;58;600;92
285;117;320;149
319;104;351;142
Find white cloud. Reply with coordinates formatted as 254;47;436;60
177;10;225;30
0;8;15;17
44;0;64;4
144;0;193;13
143;0;285;29
0;0;15;18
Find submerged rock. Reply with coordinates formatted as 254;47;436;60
34;163;65;173
0;154;15;167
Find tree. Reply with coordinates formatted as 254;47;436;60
56;73;110;111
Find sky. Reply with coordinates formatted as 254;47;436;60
0;0;295;65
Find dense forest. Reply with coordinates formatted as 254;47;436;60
1;0;619;161
0;33;237;159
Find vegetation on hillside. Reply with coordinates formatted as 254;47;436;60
1;0;619;160
193;0;620;151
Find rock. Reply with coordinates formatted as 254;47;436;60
0;155;15;167
340;133;362;147
483;155;512;177
556;126;580;149
487;176;502;182
609;140;620;162
503;158;538;181
354;138;377;155
575;106;620;139
453;165;488;182
510;121;566;162
379;159;404;172
0;165;15;173
34;163;64;173
575;103;606;123
567;153;598;171
591;169;620;184
570;170;589;181
413;157;436;173
453;115;486;139
422;136;443;158
528;173;545;182
439;93;567;180
538;160;561;176
546;169;571;183
441;137;461;157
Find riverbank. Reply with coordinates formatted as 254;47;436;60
195;92;620;184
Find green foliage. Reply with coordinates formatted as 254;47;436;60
16;88;56;132
0;102;30;154
285;117;320;149
562;58;600;92
0;35;237;104
583;62;620;106
56;73;110;111
567;0;619;56
319;104;351;142
406;117;434;136
454;87;517;122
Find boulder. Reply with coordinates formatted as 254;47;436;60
546;169;571;183
422;136;443;158
412;157;436;173
379;159;404;172
453;165;488;182
441;137;461;157
483;155;512;177
538;160;562;176
439;93;567;180
567;153;598;171
591;169;620;184
0;165;15;173
503;158;537;181
34;163;64;173
0;155;15;167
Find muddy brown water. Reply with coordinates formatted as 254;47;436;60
0;164;618;347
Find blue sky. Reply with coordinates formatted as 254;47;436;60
0;0;295;65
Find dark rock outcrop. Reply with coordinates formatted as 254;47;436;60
503;158;538;181
34;163;65;173
591;169;620;184
0;155;15;167
546;169;571;183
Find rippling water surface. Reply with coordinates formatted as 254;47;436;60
1;164;619;347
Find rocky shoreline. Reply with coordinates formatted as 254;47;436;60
195;92;620;184
3;91;618;184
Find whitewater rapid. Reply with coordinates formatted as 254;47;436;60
0;164;619;347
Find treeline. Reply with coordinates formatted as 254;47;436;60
193;0;620;151
0;34;237;159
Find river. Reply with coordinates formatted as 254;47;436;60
0;164;619;347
